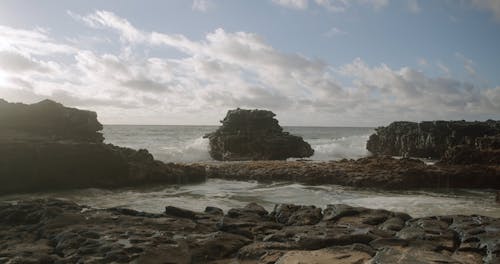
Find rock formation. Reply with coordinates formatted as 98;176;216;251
1;199;498;263
0;99;205;193
204;108;314;161
366;120;500;160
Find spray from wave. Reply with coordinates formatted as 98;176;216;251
155;137;211;163
309;134;372;161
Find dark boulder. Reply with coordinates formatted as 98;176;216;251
366;120;500;160
204;108;314;161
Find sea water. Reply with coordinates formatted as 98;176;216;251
102;125;374;163
2;125;499;218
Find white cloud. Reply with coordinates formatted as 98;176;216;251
417;58;428;66
0;10;497;126
436;61;451;75
455;52;477;76
314;0;348;12
192;0;214;12
323;26;347;37
470;0;500;21
272;0;309;10
407;0;421;13
273;0;389;12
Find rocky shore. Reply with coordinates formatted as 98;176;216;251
0;99;205;194
1;199;498;263
202;156;500;189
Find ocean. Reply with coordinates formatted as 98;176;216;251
102;125;375;163
2;125;499;218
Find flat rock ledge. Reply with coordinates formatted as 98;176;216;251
1;199;499;263
202;156;500;189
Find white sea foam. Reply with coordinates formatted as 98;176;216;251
306;134;371;161
103;125;374;163
156;137;211;163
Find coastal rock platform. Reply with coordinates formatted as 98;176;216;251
202;156;500;189
1;199;498;263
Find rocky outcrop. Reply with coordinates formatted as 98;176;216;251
366;120;500;160
1;199;498;263
0;99;205;194
0;99;104;142
204;108;314;161
202;156;500;189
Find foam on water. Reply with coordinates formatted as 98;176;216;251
103;125;374;162
2;179;499;218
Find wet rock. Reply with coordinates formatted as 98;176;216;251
165;206;197;219
272;204;323;226
189;232;251;262
322;204;364;222
371;247;463;264
205;206;224;216
275;245;374;264
2;199;500;264
379;217;406;232
204;108;314;160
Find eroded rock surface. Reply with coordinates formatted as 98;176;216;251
366;120;500;160
1;199;499;263
204;108;314;161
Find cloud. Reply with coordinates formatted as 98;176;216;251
469;0;500;21
0;25;76;56
323;27;347;37
0;51;52;73
272;0;389;12
1;10;498;126
272;0;309;10
436;61;451;75
407;0;421;13
455;52;477;76
192;0;214;12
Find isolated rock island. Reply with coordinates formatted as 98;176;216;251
0;99;205;194
204;108;314;161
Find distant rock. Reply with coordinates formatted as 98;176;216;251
0;99;205;194
366;120;500;160
204;108;314;161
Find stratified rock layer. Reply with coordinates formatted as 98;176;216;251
1;199;498;263
204;108;314;161
366;120;500;160
0;99;205;194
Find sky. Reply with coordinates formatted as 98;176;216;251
0;0;499;126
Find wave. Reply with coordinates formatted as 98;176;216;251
151;134;371;163
154;137;211;163
309;134;371;161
